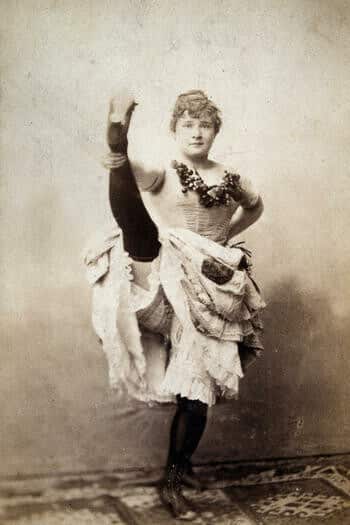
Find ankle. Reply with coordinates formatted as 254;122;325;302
164;463;184;490
107;122;128;154
107;96;137;153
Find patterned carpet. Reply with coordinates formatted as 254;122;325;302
1;458;350;524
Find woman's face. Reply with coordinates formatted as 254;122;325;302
174;110;217;161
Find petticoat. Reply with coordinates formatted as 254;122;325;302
83;224;265;406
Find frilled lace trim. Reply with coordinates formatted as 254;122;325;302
160;328;243;406
161;368;216;407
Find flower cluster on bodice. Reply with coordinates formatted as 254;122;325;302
172;160;244;208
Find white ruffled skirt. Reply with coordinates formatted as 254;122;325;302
84;226;265;406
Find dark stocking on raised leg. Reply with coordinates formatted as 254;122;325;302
107;96;160;262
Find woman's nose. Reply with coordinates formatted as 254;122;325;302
192;126;202;138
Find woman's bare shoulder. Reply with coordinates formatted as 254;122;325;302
131;159;167;192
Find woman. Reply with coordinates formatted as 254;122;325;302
84;90;265;520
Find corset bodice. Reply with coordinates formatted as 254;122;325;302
174;190;238;244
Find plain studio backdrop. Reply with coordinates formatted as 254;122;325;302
0;0;349;476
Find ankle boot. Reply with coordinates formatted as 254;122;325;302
159;464;196;521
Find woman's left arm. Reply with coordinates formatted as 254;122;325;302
227;196;264;240
226;174;264;241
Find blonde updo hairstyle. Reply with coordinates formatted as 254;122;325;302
170;90;222;135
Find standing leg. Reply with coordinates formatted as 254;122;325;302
160;396;208;519
167;396;208;471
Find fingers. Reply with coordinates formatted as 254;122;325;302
101;153;127;169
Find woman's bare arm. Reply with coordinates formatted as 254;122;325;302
227;196;264;241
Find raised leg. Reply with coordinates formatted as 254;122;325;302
107;95;160;261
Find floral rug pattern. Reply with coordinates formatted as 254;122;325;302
1;459;350;524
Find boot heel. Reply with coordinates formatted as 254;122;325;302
183;459;206;491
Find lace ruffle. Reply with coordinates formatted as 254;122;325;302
161;362;216;406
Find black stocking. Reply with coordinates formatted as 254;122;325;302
161;395;207;517
108;122;160;262
109;161;160;261
167;396;208;473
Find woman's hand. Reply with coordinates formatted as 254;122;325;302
101;152;127;170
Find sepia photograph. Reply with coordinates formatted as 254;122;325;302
0;1;349;523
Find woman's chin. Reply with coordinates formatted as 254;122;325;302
180;149;209;162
